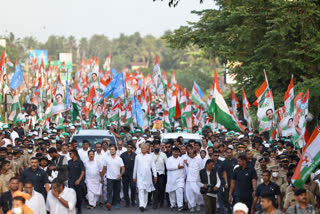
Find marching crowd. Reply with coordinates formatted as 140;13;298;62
0;117;319;214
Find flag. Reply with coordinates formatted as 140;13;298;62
84;86;96;120
65;80;70;110
103;54;111;71
9;63;24;89
132;96;144;128
152;55;161;88
209;69;242;132
284;76;294;116
113;72;125;98
8;90;20;121
230;86;240;117
71;96;80;122
108;98;121;122
181;100;192;129
169;89;181;120
242;87;252;130
163;110;171;132
292;126;320;188
171;71;177;86
43;101;52;124
292;90;309;148
191;81;204;106
255;72;275;133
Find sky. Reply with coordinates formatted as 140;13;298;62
0;0;216;42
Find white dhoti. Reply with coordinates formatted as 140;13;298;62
185;181;202;208
169;187;184;208
138;189;149;208
85;159;103;207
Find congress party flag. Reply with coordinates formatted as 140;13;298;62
8;90;20;121
132;96;144;128
191;81;204;106
292;126;320;188
242;87;252;130
230;86;240;118
284;76;294;116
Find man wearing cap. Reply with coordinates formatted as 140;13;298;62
286;188;318;214
233;202;248;214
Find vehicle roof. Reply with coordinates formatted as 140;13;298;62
73;129;114;136
161;132;203;139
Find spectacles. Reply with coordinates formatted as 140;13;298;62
166;146;171;148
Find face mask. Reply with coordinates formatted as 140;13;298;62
272;172;279;178
51;140;56;143
12;207;22;214
154;148;160;153
27;149;33;153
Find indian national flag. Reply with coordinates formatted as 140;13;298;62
191;81;204;106
163;110;171;132
9;90;20;121
292;126;320;188
230;86;240;118
108;98;121;122
284;76;294;116
209;70;243;132
169;89;181;120
124;100;133;126
242;87;252;130
42;101;52;125
181;100;192;129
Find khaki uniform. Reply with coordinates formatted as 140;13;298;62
256;168;266;185
0;179;6;195
283;190;316;210
271;177;283;187
304;181;320;198
0;170;15;192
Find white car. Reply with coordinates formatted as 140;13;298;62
70;129;117;148
160;132;203;144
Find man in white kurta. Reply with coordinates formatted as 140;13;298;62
46;179;77;214
166;147;185;211
133;143;157;211
84;150;104;208
24;181;46;214
184;150;203;212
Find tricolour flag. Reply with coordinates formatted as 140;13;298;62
230;86;240;118
181;100;192;129
191;81;204;106
108;98;121;122
242;87;252;130
169;89;181;120
209;69;243;132
9;63;24;89
284;76;294;116
9;90;20;121
292;126;320;188
163;110;171;132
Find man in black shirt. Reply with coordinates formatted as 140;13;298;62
251;170;281;213
68;149;85;214
0;177;19;214
48;147;68;182
120;142;137;207
13;120;25;139
19;157;50;198
229;155;257;212
222;148;237;213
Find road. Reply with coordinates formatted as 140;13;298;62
82;201;205;214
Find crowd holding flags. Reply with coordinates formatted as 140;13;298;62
0;49;315;150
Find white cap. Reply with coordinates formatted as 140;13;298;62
233;202;248;214
33;131;39;136
70;126;75;130
238;134;244;139
132;137;138;140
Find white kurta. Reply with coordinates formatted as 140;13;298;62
133;153;157;192
166;156;185;192
26;190;46;214
85;159;103;195
78;148;90;163
46;187;77;214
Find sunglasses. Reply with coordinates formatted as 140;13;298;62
166;146;171;148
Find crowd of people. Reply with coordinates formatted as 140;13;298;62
0;118;319;214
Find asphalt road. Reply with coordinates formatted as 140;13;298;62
82;201;205;214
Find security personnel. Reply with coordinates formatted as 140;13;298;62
251;170;281;213
283;186;317;213
19;157;50;198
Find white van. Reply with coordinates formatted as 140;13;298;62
160;132;203;144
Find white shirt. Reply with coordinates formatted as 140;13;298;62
95;151;108;164
116;147;127;157
78;148;90;163
46;187;77;214
104;155;124;179
26;190;46;214
166;156;185;192
150;152;167;175
185;155;202;182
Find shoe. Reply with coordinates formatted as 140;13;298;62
115;204;120;209
105;203;112;210
139;207;144;212
178;207;184;212
196;205;201;212
170;206;176;211
160;202;164;208
190;207;195;213
86;205;91;209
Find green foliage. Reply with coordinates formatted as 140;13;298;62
164;0;320;130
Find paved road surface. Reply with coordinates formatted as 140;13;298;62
82;202;205;214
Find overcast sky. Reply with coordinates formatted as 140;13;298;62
0;0;216;42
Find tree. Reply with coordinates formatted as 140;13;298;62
164;0;320;129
